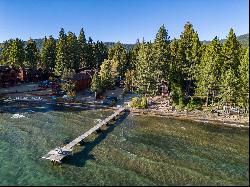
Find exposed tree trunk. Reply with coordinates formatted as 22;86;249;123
187;79;191;97
205;91;209;107
211;90;215;105
94;91;97;100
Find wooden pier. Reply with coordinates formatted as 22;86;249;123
42;107;126;163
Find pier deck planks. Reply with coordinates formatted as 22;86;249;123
42;108;125;163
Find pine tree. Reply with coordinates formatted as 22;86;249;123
108;42;127;78
99;59;115;89
93;41;108;69
169;39;184;86
124;69;136;92
41;35;56;70
179;22;201;96
239;47;249;110
169;38;185;105
222;28;241;75
66;31;80;71
0;39;14;65
24;38;40;69
127;39;141;70
91;71;102;99
195;37;223;106
135;42;157;95
54;28;67;76
190;31;201;82
85;37;96;69
220;28;242;106
8;38;25;68
78;28;87;69
152;25;171;84
60;68;76;98
220;68;239;106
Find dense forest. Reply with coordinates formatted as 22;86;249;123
0;22;249;110
0;39;134;53
0;33;248;52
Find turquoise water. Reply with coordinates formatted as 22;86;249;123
0;101;249;185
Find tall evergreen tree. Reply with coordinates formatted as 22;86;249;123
41;35;57;70
0;39;14;65
55;28;67;76
127;39;141;70
85;37;96;69
169;39;184;85
169;39;185;105
152;25;171;84
66;31;80;71
93;41;108;69
124;69;136;92
91;71;102;99
24;38;40;69
219;28;242;106
8;38;25;68
195;37;223;106
135;42;157;95
190;31;201;81
108;42;127;78
99;59;115;89
179;22;201;96
239;47;249;110
221;28;241;75
220;68;239;106
78;28;87;69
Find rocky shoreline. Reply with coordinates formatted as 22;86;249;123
129;108;249;129
1;92;249;129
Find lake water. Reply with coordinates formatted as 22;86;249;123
0;101;249;185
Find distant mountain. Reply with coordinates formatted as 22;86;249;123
234;33;249;47
103;42;135;51
23;40;134;52
201;33;249;47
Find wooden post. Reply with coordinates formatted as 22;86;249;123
95;128;102;133
77;140;85;146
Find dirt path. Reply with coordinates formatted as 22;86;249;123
0;83;40;94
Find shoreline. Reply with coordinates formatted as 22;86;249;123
1;96;249;129
129;108;249;129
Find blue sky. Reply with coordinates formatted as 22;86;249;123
0;0;249;43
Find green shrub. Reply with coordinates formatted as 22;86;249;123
141;97;148;108
130;97;148;109
61;81;76;98
186;97;202;111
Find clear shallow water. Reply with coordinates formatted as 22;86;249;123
0;101;249;185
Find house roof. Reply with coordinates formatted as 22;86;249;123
72;70;95;81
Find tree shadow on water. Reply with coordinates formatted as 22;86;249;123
0;100;113;114
62;111;130;167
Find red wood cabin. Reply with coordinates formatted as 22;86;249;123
51;70;95;95
73;70;95;91
17;68;44;82
0;66;17;88
0;66;51;88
